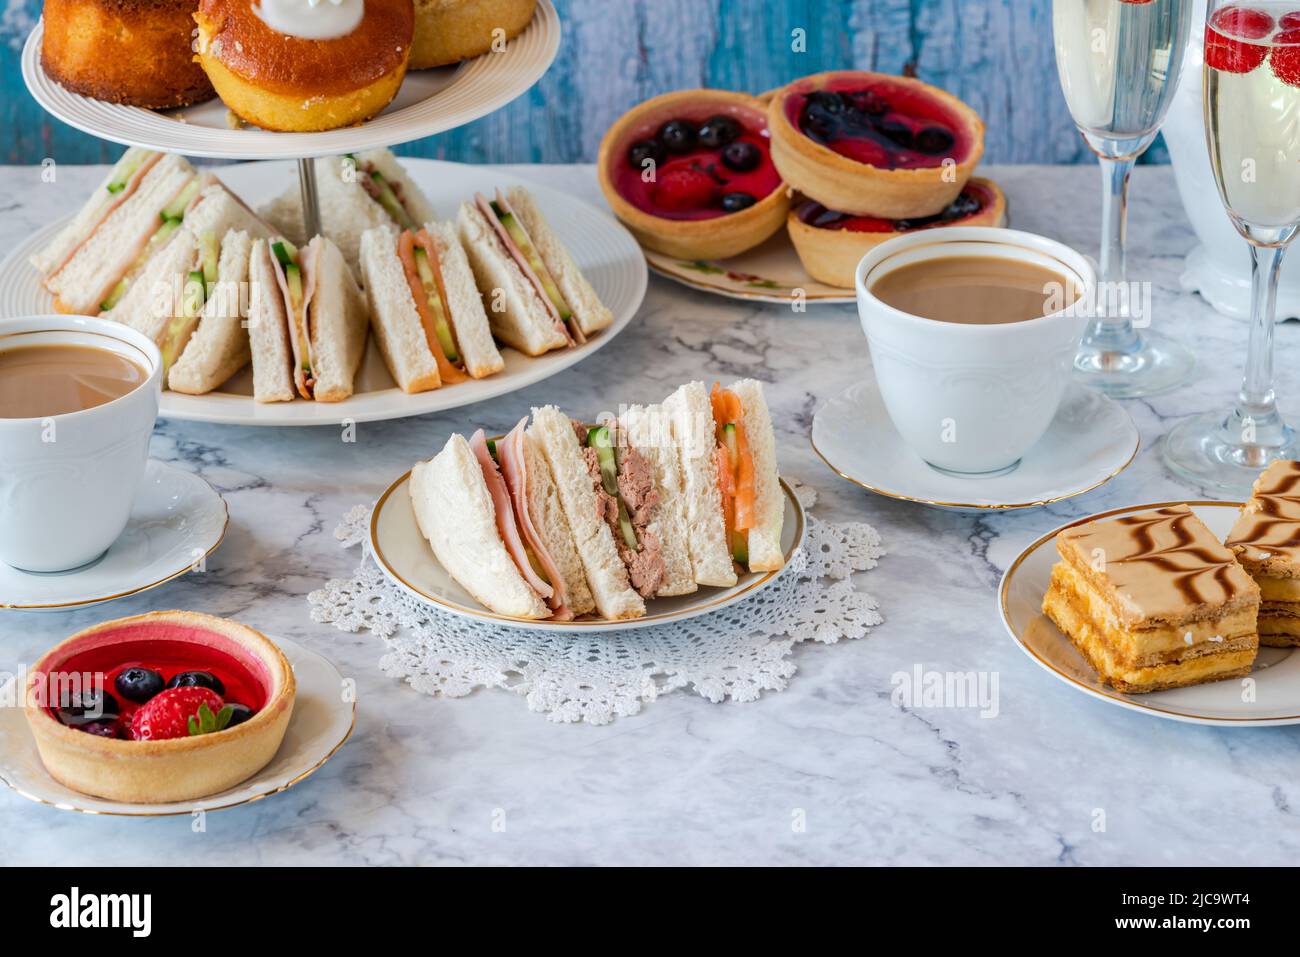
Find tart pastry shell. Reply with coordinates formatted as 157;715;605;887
787;177;1006;289
25;610;296;804
767;71;985;219
598;89;790;261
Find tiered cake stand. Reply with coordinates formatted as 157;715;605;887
4;0;649;425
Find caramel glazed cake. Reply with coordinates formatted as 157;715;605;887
1042;505;1260;693
1226;460;1300;647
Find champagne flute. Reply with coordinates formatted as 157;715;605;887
1164;0;1300;492
1053;0;1196;396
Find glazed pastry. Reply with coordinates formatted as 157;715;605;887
410;0;537;69
1042;506;1260;693
193;0;413;132
598;89;790;260
767;70;985;219
787;177;1006;289
41;0;215;108
1225;461;1300;647
25;611;295;804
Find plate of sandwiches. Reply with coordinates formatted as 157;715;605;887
23;0;558;158
0;150;646;426
1000;461;1300;726
371;379;804;630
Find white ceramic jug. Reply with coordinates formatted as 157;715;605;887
1162;0;1300;320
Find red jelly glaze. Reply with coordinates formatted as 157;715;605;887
612;121;782;222
785;76;973;171
46;632;268;735
797;181;991;233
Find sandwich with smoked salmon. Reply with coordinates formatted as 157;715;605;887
359;221;503;392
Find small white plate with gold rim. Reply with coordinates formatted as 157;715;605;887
0;460;227;611
811;379;1139;511
999;501;1300;727
644;232;854;305
0;635;355;815
369;469;806;632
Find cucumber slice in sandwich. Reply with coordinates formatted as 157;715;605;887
160;179;201;222
99;218;184;311
198;231;219;287
105;151;150;195
411;246;460;363
370;170;416;231
490;200;573;322
157;269;207;375
586;426;638;549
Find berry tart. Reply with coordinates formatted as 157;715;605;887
787;177;1007;289
598;90;790;260
767;71;985;219
25;611;295;804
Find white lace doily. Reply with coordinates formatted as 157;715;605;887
307;481;885;724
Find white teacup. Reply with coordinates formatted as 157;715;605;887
855;227;1095;475
0;316;161;572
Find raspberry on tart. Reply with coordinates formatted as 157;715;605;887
25;610;295;804
786;178;1007;289
768;71;985;219
597;90;791;260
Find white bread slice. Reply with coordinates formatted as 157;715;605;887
45;154;196;314
258;151;435;280
411;434;549;619
109;185;270;341
726;379;784;571
307;236;371;403
505;186;613;338
620;404;697;597
31;148;159;275
359;224;442;394
109;228;201;345
528;406;645;620
457;200;568;356
423;220;503;379
522;434;595;617
169;230;254;395
664;381;737;587
247;238;296;403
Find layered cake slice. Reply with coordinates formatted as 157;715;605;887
1042;505;1260;693
1225;460;1300;647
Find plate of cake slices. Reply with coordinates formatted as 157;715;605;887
370;380;805;631
23;0;557;158
0;152;646;426
1000;463;1300;726
596;74;1006;304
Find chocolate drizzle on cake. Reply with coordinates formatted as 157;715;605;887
1112;508;1242;605
1226;462;1300;557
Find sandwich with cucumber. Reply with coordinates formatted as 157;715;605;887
259;149;437;279
36;152;201;315
359;221;504;392
405;381;783;622
246;234;370;403
457;187;614;356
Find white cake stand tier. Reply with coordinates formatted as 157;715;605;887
21;0;560;160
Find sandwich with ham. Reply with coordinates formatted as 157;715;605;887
35;151;200;315
457;187;614;356
260;149;437;279
246;235;370;403
359;221;503;392
405;380;783;622
410;423;595;620
665;379;785;581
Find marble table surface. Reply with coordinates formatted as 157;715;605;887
2;161;1297;867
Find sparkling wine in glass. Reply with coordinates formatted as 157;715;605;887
1053;0;1196;396
1164;0;1300;492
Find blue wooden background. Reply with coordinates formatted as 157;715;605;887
0;0;1168;165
